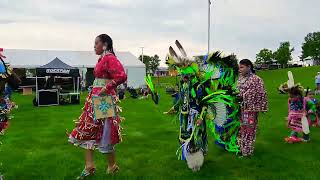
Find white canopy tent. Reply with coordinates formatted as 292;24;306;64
4;49;146;88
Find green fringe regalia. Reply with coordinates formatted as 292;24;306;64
159;40;241;171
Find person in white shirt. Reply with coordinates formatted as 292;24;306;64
315;72;320;94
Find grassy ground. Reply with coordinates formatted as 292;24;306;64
1;66;320;179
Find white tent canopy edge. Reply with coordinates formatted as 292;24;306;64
4;49;146;88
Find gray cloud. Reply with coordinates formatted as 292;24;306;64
0;0;319;66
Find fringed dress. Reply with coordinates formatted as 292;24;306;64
287;97;305;132
68;53;127;153
175;81;208;160
0;68;17;134
0;87;16;134
0;100;9;134
237;73;268;156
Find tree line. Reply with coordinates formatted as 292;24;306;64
256;31;320;67
138;54;161;74
138;31;320;72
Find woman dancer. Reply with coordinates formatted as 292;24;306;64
237;59;268;157
68;34;127;178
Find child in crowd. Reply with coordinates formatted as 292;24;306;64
305;90;318;127
285;86;310;143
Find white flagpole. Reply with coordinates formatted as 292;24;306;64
208;0;211;55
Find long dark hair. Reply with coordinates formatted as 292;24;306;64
239;59;255;74
288;86;303;99
97;34;115;56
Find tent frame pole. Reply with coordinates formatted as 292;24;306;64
77;77;79;99
36;76;39;106
73;77;75;93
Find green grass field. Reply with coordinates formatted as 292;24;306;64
1;66;320;179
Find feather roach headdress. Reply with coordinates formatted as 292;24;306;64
166;40;199;75
206;51;238;76
286;71;304;96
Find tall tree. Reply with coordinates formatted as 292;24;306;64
274;42;294;68
149;55;161;74
139;55;152;74
301;32;320;64
256;48;273;65
139;54;161;74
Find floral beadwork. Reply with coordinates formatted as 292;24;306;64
289;98;303;111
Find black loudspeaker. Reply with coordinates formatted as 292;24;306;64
71;94;80;104
38;90;58;106
119;91;125;100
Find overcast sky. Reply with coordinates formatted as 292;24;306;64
0;0;319;66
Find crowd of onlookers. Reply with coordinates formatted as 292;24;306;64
116;83;152;100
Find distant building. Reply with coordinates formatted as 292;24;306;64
288;60;304;67
154;67;169;77
302;57;319;66
304;59;314;66
255;60;281;70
